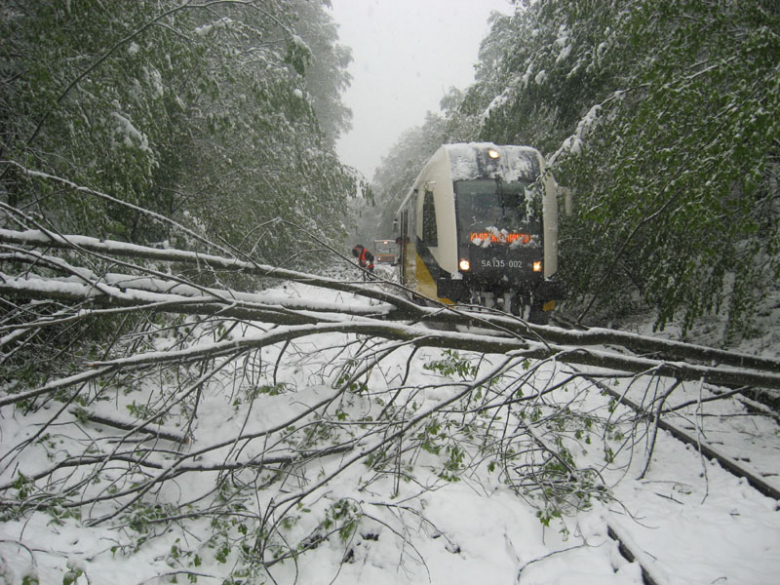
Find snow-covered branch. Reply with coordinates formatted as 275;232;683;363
3;228;779;375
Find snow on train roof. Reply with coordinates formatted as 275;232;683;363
444;143;541;182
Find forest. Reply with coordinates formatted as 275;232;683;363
1;1;779;584
367;0;780;339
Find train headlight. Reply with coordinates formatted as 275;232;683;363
487;148;500;159
532;261;543;273
459;259;471;272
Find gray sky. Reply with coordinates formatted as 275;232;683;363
329;0;511;180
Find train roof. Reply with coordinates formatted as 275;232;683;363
396;143;543;215
443;143;541;182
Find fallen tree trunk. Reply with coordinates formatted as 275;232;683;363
4;228;780;372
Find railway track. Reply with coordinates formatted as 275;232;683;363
582;366;779;584
406;301;778;582
576;366;780;501
548;313;780;584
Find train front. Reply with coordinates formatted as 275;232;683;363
439;145;557;318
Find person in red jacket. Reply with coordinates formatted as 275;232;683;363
352;244;375;275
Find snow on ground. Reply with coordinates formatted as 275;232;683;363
1;278;779;585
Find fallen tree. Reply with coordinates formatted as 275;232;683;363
2;197;778;583
3;226;780;389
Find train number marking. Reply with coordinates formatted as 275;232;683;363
480;259;525;268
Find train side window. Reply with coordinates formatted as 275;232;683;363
422;190;438;246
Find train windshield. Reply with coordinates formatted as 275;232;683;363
454;179;540;245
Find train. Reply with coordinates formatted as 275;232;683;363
372;238;398;265
394;143;563;322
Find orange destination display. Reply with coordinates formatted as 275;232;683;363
469;232;531;245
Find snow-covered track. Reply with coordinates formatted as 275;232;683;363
607;522;668;585
588;372;780;501
548;315;780;501
547;315;780;584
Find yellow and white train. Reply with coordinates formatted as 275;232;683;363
394;143;563;321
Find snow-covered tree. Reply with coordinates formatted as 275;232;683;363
1;0;358;266
466;0;780;336
2;221;779;583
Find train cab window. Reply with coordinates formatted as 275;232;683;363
454;179;540;244
422;190;438;246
